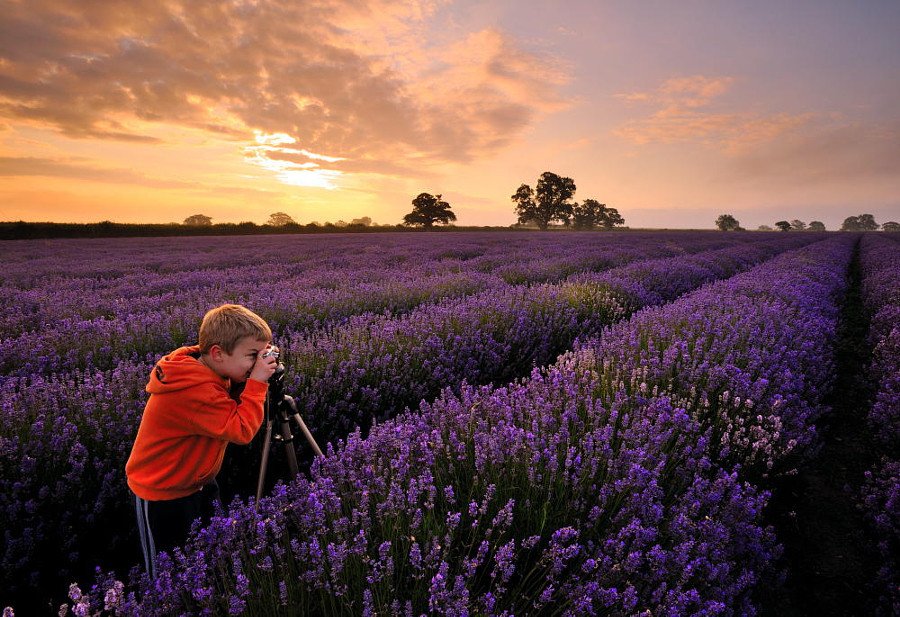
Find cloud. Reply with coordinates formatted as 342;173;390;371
0;156;195;188
614;75;811;152
412;28;571;161
616;76;733;109
657;75;733;108
613;75;900;191
0;155;287;197
728;118;900;185
0;0;569;179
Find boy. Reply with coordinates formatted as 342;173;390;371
125;304;277;578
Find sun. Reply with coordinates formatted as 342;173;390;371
243;131;345;189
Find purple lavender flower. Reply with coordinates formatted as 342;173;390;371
2;232;833;613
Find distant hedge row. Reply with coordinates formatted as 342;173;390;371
0;221;466;240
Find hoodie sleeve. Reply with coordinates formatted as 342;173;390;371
188;379;268;444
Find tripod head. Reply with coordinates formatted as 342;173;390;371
266;360;287;416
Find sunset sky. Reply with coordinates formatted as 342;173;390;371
1;0;899;229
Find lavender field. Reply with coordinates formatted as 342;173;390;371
1;231;896;616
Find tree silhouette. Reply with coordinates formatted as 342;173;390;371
790;219;806;231
808;221;826;232
841;214;879;231
512;171;576;230
573;199;625;230
573;199;602;229
183;214;212;226
403;193;456;228
715;214;741;231
597;204;625;229
267;212;297;226
882;221;900;232
775;220;792;231
858;214;879;230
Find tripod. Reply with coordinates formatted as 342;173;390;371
255;362;323;505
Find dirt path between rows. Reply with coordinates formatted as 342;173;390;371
761;241;881;616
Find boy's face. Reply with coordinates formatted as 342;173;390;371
211;336;270;383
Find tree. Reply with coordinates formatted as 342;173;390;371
183;214;212;226
572;199;624;230
572;199;599;230
597;205;625;230
840;216;859;231
882;221;900;232
403;193;456;228
350;216;372;226
808;221;826;232
512;171;576;230
267;212;297;226
857;214;879;231
790;219;806;231
715;214;741;231
841;214;879;231
757;225;773;231
775;220;792;231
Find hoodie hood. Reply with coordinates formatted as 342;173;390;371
146;345;223;394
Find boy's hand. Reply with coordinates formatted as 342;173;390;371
249;348;278;383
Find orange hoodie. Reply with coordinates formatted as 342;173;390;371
126;345;267;501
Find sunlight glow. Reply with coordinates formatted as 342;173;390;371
244;131;345;189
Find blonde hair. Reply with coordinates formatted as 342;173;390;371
198;304;272;354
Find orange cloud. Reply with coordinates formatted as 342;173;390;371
727;119;900;185
412;28;571;161
658;75;734;108
614;75;811;153
616;76;733;108
0;0;568;186
0;156;196;188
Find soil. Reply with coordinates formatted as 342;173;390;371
760;241;881;616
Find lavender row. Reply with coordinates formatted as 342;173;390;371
861;234;900;450
0;236;815;609
1;230;732;328
857;234;900;614
0;231;774;291
0;232;585;288
276;234;816;448
0;232;746;376
570;236;852;478
67;237;854;615
1;269;507;377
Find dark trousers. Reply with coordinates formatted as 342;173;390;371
134;481;220;578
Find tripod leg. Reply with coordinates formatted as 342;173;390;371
278;416;300;478
283;395;324;458
291;413;324;458
255;419;275;506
